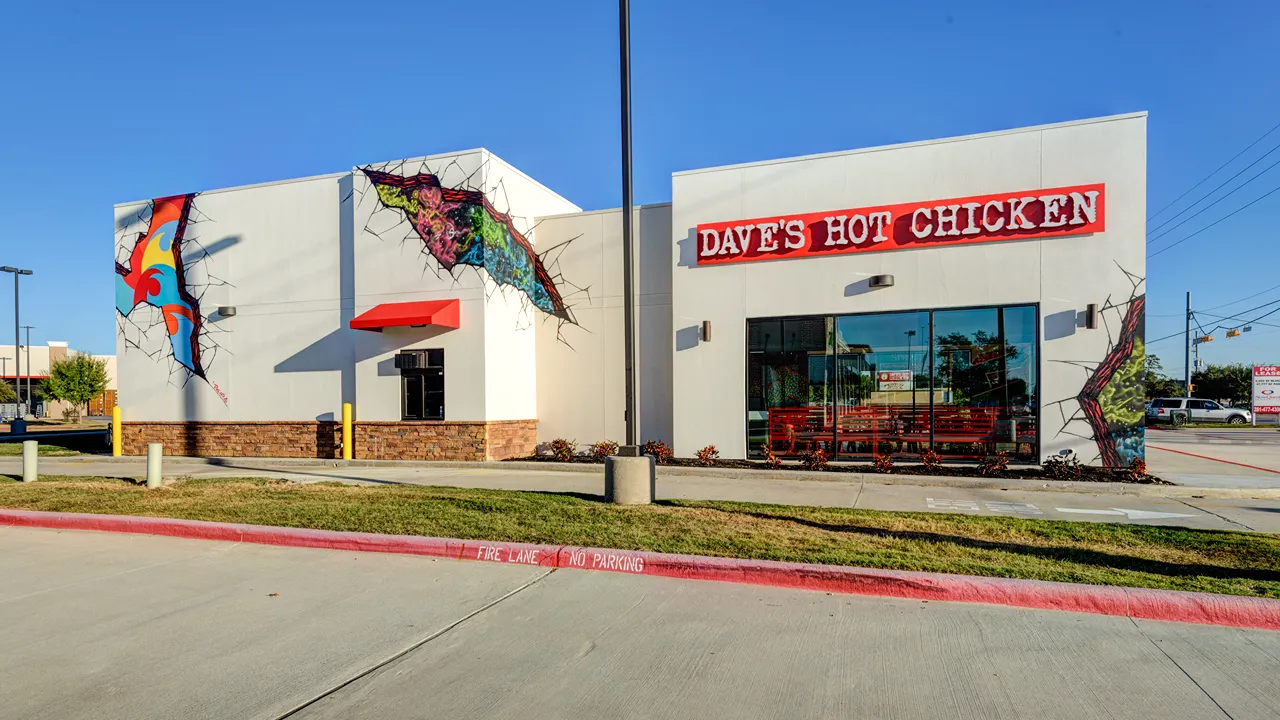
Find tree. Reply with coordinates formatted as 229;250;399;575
0;378;15;404
1192;363;1252;404
43;354;109;422
1144;354;1184;399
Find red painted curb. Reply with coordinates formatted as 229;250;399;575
2;509;1277;631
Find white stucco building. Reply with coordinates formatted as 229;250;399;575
114;112;1146;466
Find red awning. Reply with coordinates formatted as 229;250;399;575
349;299;461;331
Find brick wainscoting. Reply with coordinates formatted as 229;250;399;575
121;420;537;461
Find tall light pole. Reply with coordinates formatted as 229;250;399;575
0;267;33;414
619;0;638;451
21;325;33;416
1184;291;1192;398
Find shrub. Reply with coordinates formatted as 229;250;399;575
548;438;576;462
641;439;674;464
873;453;894;474
1043;451;1082;480
589;440;619;461
980;451;1009;476
1122;457;1149;481
802;447;829;471
695;444;720;466
919;449;942;471
759;443;782;469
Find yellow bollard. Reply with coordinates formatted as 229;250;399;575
111;406;122;457
341;402;352;461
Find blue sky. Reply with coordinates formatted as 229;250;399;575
0;0;1277;376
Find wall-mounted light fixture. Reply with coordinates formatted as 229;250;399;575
869;274;895;289
700;320;711;342
217;306;237;317
1085;303;1099;330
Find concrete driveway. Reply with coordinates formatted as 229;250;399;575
2;526;1278;720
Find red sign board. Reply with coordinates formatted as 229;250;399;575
1255;366;1280;414
696;184;1105;266
878;371;911;383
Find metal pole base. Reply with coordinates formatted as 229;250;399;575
605;455;654;505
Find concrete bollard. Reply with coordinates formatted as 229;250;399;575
146;442;163;489
22;440;37;483
604;454;655;505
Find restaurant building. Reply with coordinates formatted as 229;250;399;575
114;112;1146;466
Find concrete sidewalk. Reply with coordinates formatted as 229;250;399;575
3;526;1278;720
3;455;1279;532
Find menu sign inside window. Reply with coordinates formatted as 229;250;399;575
695;184;1105;266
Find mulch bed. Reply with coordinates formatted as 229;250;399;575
506;455;1170;485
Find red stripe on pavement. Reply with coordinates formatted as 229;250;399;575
1148;444;1280;474
1;509;1277;631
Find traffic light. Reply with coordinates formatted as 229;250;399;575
1227;329;1241;338
1188;384;1195;392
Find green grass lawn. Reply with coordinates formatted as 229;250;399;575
1;475;1277;598
0;443;80;457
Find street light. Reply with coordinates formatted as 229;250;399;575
21;325;33;416
0;267;33;416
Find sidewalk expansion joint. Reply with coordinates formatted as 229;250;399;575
273;567;556;719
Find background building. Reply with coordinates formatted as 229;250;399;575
114;113;1146;466
0;343;117;418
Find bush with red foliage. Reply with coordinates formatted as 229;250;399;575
695;445;720;466
873;453;894;474
919;449;943;471
548;438;576;462
759;443;782;469
590;440;619;461
641;439;674;464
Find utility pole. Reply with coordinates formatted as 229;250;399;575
21;325;33;416
0;267;33;416
1184;291;1192;398
619;0;637;451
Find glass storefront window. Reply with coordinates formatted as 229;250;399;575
747;304;1038;461
747;317;831;456
833;312;930;457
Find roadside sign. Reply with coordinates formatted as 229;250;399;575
877;370;913;391
1253;366;1280;419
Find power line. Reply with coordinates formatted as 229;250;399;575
1147;151;1280;243
1198;296;1280;325
1197;311;1280;329
1149;119;1280;221
1149;181;1280;258
1202;281;1280;312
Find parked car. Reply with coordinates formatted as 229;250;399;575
1147;398;1252;425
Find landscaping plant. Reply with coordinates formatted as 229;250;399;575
759;443;782;469
641;439;674;464
590;440;619;461
695;444;720;466
872;453;894;474
919;449;942;471
802;447;829;471
1124;457;1149;482
979;451;1010;477
548;438;576;462
1043;450;1083;480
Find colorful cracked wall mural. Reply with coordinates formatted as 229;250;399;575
1047;264;1146;467
115;193;228;400
357;160;583;333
